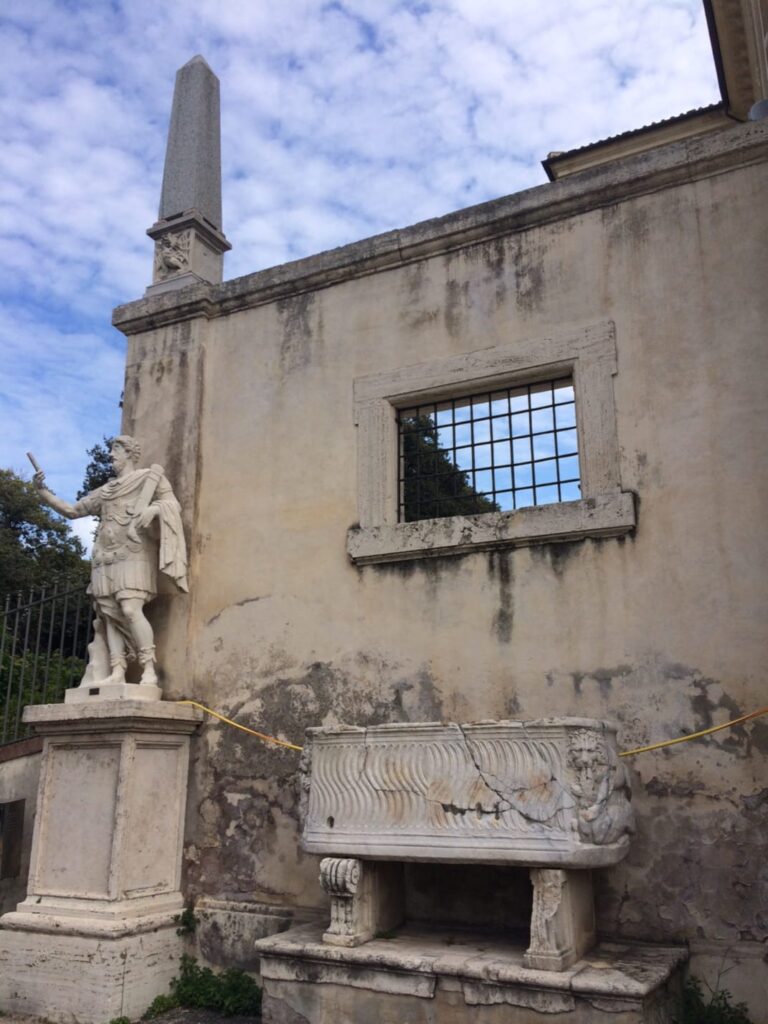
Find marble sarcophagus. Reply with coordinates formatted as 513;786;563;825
299;719;634;969
301;719;634;867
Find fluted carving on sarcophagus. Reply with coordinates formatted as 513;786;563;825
301;720;633;868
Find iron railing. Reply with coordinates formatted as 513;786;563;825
0;584;92;745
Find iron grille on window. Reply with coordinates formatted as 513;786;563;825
398;378;580;522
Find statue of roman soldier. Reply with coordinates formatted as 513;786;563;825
32;435;187;690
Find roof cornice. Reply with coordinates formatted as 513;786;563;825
113;120;768;337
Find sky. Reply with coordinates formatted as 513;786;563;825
0;0;719;550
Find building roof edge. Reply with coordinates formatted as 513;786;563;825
113;120;768;336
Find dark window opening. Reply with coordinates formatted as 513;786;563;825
398;379;580;523
0;799;25;880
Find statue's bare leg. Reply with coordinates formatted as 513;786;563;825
119;597;157;685
104;617;128;685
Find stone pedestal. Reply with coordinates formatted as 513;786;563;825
146;210;231;295
65;680;162;704
0;699;202;1023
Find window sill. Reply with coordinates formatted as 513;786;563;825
347;491;635;565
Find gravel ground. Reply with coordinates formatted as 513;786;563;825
0;1011;261;1024
144;1011;261;1024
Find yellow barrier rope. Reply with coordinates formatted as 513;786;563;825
177;700;768;759
618;706;768;757
176;699;303;751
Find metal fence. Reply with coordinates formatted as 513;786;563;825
0;585;92;745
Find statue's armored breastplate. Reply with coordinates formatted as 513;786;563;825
93;494;143;563
103;496;136;528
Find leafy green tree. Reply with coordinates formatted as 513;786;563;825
0;469;89;599
401;415;498;521
1;648;86;741
77;436;114;499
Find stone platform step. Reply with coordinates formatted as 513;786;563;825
256;923;686;1023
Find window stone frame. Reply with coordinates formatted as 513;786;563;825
347;320;635;565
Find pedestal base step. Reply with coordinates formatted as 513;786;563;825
255;923;687;1024
0;921;184;1023
65;680;162;703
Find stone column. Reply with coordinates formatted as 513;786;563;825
0;699;202;1023
320;857;404;947
146;55;231;296
524;868;596;971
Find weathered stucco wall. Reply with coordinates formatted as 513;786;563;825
116;123;767;1005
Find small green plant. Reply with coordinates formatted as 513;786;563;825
109;1017;132;1024
142;993;180;1019
142;955;261;1018
173;903;199;937
676;977;753;1024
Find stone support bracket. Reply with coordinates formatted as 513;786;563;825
320;858;404;947
524;868;596;971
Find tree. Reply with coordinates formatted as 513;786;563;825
401;415;498;521
0;469;89;599
77;436;114;499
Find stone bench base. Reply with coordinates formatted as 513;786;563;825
319;857;596;971
255;923;687;1024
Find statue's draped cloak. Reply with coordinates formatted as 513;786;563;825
75;469;189;599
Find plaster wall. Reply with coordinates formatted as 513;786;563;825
117;127;767;1005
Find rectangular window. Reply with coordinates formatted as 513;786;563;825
349;322;635;564
398;378;580;522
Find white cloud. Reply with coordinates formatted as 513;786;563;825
0;306;124;501
1;0;720;508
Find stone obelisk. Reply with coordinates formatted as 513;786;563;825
146;55;231;295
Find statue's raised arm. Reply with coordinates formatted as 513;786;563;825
31;436;188;697
29;451;80;520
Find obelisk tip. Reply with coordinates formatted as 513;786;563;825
183;54;215;73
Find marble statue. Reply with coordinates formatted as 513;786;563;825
31;436;187;690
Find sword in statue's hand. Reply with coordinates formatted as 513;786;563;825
126;464;164;543
27;451;47;491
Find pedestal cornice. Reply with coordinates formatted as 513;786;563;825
23;699;203;736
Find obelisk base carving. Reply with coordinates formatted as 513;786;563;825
146;209;230;295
